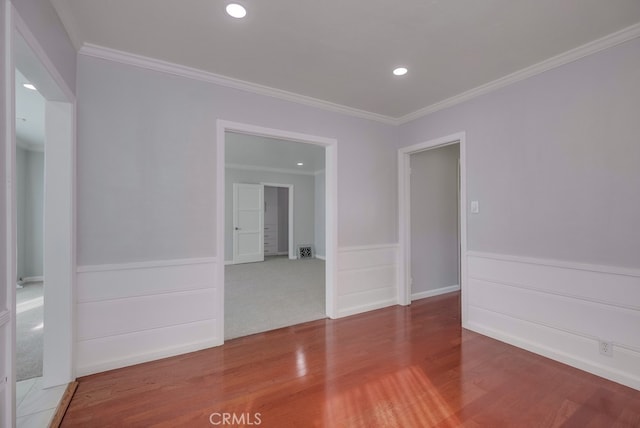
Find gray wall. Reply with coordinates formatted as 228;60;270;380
400;37;640;269
410;144;459;294
314;171;326;257
16;147;27;280
77;55;397;265
225;168;315;262
16;146;44;280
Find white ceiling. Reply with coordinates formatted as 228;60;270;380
225;132;325;174
52;0;640;120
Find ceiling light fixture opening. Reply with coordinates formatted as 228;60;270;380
23;83;37;91
393;67;408;76
226;3;247;19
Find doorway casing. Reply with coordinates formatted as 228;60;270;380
397;132;468;325
216;120;338;343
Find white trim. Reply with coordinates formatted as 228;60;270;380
339;243;398;253
261;182;295;260
77;25;640;126
226;163;317;177
467;251;640;279
315;255;326;261
21;276;43;283
467;319;640;391
218;120;339;335
3;4;16;427
398;23;640;124
336;298;397;319
76;337;220;378
398;133;467;326
79;43;396;125
411;285;460;301
224;260;234;266
77;257;217;273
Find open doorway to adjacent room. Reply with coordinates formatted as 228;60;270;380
5;18;76;426
223;131;328;340
14;67;46;384
398;133;467;322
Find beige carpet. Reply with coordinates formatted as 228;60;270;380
224;256;326;340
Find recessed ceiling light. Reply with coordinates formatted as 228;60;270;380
393;67;408;76
297;162;304;166
23;83;37;91
226;3;247;18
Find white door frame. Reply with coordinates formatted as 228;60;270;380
261;183;295;260
216;120;338;344
397;132;468;326
4;5;76;407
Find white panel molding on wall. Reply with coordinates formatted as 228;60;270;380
466;251;640;390
336;244;398;318
76;257;219;376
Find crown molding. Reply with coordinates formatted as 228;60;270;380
226;163;318;177
78;43;397;125
78;22;640;128
397;22;640;124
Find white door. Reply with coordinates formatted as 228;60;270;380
233;183;264;264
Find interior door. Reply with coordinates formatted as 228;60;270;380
233;183;264;264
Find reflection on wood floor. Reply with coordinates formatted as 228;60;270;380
62;292;640;427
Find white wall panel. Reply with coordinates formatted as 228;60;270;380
77;258;215;302
75;258;220;375
467;253;640;390
336;245;398;317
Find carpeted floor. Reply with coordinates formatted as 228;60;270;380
225;256;326;340
16;282;44;381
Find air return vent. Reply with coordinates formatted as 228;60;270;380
297;245;314;259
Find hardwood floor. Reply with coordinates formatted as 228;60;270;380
62;292;640;427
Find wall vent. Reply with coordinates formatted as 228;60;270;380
297;245;314;259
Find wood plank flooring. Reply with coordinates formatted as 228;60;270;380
62;292;640;427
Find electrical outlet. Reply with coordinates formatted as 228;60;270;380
599;340;613;357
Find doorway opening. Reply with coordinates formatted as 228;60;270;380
398;132;468;325
216;121;338;342
15;66;45;383
4;10;76;425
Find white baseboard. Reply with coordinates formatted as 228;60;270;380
315;254;326;261
467;251;640;391
21;276;44;283
412;284;459;301
77;335;221;377
224;260;234;265
336;298;397;319
467;314;640;391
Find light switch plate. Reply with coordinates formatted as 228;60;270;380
471;200;479;214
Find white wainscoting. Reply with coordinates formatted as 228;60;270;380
466;251;640;390
76;257;220;376
336;244;398;318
